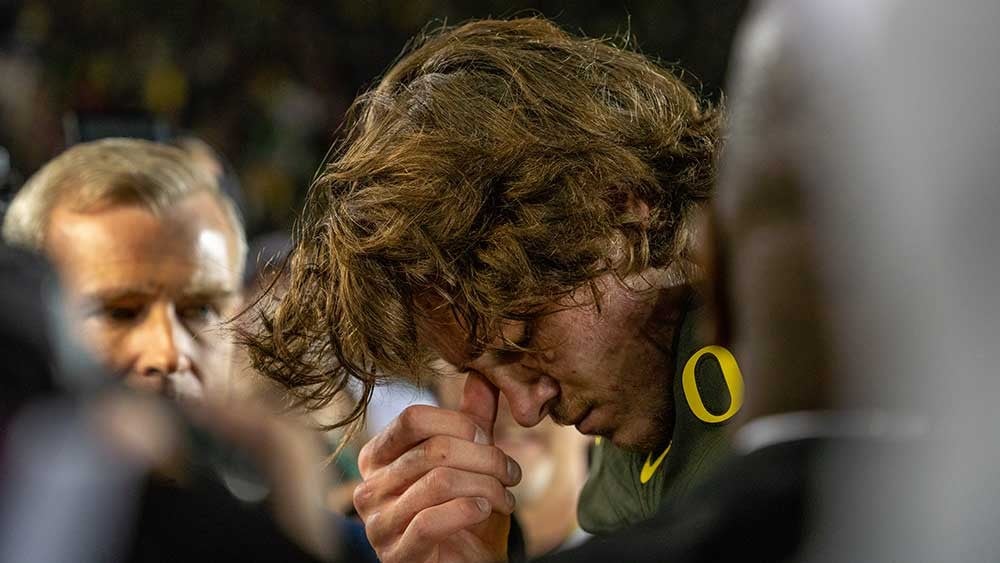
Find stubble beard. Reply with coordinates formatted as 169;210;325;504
548;394;593;428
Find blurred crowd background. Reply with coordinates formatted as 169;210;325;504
0;0;746;238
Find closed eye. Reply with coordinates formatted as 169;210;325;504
492;320;534;362
513;320;534;348
101;304;143;323
80;290;152;325
83;299;146;324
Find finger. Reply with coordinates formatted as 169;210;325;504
382;436;521;492
460;372;500;444
381;498;494;563
357;435;521;509
358;405;488;474
367;467;514;547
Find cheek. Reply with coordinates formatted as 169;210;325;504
535;293;665;393
206;339;233;369
195;334;234;383
546;327;629;387
548;331;670;414
76;319;128;370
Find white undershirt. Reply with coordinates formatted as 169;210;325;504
733;410;929;455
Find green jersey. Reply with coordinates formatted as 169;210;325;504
577;305;743;534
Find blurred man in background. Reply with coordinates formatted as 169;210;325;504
2;137;246;402
245;17;737;563
0;140;343;560
0;243;336;562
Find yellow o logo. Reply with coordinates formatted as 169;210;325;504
682;345;744;423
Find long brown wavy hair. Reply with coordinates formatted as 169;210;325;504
240;17;723;434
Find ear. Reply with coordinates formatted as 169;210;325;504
624;192;652;226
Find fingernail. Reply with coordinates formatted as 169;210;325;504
475;497;491;513
474;426;489;445
507;458;521;482
505;489;516;508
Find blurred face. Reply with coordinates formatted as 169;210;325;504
45;191;242;402
421;271;687;451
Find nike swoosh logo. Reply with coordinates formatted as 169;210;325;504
640;443;672;484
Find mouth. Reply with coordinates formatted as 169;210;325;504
164;372;204;404
573;406;597;435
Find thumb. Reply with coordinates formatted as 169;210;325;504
460;372;500;444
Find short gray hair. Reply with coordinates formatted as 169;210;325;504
2;137;247;273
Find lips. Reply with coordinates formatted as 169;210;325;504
573;406;597;434
164;371;204;404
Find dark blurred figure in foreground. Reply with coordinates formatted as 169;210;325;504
539;0;999;561
0;244;334;562
0;245;58;424
2;138;246;402
0;145;22;222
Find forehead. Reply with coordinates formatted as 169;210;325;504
45;192;241;296
416;274;663;366
414;301;480;367
415;298;573;368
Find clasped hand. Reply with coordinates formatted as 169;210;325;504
354;373;522;563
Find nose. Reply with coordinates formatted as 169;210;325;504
493;372;560;428
134;304;191;378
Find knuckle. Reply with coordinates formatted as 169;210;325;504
364;510;399;552
424;466;456;492
357;444;374;475
463;497;489;520
363;510;381;531
352;480;375;511
408;512;434;543
398;405;426;429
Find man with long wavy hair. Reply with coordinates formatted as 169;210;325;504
245;17;732;562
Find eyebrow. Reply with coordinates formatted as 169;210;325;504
178;287;239;302
80;286;237;303
79;288;157;303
